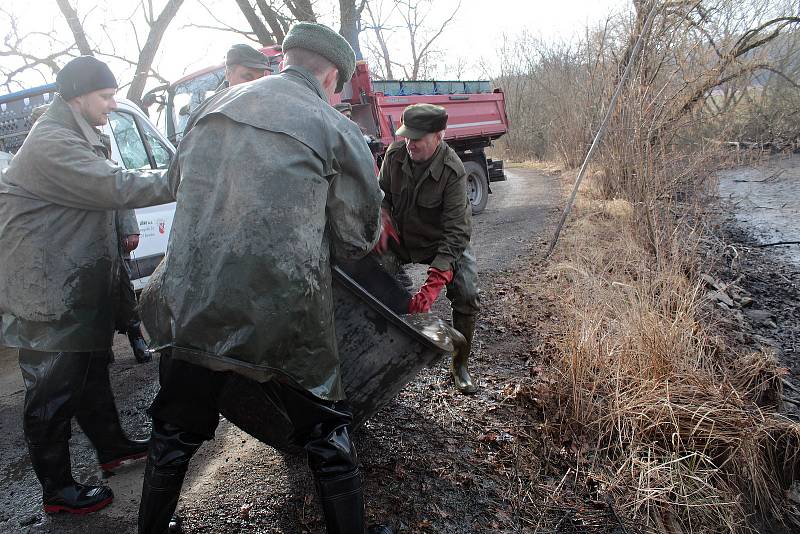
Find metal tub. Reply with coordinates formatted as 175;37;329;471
218;260;458;452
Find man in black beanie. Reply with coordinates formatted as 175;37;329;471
0;55;178;515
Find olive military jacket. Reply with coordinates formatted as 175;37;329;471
0;95;176;351
139;66;382;401
379;141;472;271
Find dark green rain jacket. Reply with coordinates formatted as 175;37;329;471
0;95;176;351
139;66;382;401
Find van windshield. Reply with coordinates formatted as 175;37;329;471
170;68;225;141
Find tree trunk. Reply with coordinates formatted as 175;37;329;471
235;0;275;45
339;0;363;59
256;0;286;43
55;0;93;56
126;0;185;107
283;0;317;22
364;2;393;79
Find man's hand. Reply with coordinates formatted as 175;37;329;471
122;234;140;253
408;267;453;314
373;208;400;254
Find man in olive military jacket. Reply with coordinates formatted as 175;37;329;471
377;103;481;394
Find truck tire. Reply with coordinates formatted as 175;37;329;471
464;161;489;215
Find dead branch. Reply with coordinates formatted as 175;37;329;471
282;0;316;22
234;0;275;44
256;0;288;43
754;241;800;248
55;0;93;55
126;0;185;107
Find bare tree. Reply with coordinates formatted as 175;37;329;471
1;1;184;104
361;0;460;80
283;0;317;22
0;8;73;90
224;0;316;45
234;0;276;44
126;0;185;106
55;0;93;56
339;0;367;59
256;0;290;42
396;0;459;79
362;0;396;78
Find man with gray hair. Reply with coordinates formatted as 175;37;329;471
137;23;391;534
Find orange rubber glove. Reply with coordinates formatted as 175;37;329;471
408;267;453;313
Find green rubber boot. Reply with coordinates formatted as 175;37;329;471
451;313;478;395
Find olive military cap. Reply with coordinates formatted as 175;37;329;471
282;22;356;93
396;103;448;140
226;44;270;70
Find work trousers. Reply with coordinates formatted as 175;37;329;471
19;350;116;446
149;353;359;474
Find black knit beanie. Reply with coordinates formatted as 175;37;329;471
56;56;118;100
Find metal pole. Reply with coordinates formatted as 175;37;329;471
544;3;659;259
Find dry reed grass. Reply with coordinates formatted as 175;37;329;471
547;176;800;532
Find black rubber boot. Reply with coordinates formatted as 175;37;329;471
315;469;367;534
127;321;151;363
28;441;114;515
451;313;478;394
138;419;204;534
75;352;149;471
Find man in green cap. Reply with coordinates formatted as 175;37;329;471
136;22;391;534
376;103;480;394
220;43;271;89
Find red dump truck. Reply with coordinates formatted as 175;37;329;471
143;46;508;214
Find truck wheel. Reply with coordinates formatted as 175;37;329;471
464;161;489;215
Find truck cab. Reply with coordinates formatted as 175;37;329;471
0;84;177;289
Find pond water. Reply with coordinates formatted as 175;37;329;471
717;154;800;265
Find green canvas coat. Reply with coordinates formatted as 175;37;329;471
379;141;472;272
139;66;382;401
0;95;176;351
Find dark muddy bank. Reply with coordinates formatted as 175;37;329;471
714;155;800;414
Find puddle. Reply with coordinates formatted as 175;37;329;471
717;155;800;265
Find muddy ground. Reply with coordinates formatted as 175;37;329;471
0;166;562;533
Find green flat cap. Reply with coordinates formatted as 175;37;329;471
333;102;352;113
226;44;270;70
282;22;355;93
396;103;448;139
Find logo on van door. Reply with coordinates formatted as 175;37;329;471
158;219;166;234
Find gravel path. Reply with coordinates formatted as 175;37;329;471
0;166;562;533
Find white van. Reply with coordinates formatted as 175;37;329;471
103;99;176;290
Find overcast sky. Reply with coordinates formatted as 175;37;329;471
1;0;632;93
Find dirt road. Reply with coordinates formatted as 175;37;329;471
0;166;561;533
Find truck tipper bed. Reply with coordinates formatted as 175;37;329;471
145;47;508;214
